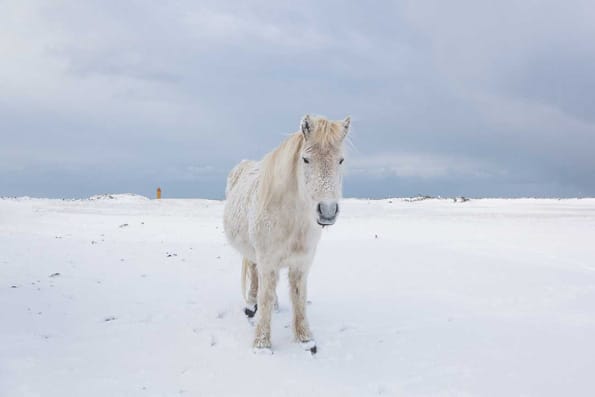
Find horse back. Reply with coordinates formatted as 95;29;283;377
225;160;257;197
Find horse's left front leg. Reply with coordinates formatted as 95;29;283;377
289;267;316;354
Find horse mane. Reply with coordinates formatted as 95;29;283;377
257;116;345;211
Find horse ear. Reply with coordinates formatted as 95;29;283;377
301;114;313;140
342;116;351;137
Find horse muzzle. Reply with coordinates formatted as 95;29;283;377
317;201;339;226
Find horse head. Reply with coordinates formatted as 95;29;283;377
299;115;351;226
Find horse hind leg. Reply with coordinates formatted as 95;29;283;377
242;258;278;318
242;258;259;318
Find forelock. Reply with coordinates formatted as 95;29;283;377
304;116;344;152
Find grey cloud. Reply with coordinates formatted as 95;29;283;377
1;0;594;198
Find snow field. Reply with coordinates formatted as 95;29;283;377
1;196;595;396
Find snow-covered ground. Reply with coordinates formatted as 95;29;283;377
1;195;595;396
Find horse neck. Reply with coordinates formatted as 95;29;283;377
265;159;306;208
258;134;309;212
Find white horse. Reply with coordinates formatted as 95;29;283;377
223;114;350;353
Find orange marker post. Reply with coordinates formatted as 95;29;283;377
156;187;162;199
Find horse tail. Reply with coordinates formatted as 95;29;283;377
241;257;250;302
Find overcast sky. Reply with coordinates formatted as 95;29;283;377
1;0;594;198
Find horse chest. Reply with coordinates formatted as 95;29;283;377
281;223;320;257
251;216;320;265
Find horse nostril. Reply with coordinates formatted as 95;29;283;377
318;201;338;219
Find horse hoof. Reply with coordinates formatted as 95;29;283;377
252;346;273;355
301;340;317;354
244;304;257;318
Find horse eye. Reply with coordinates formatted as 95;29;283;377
302;157;310;164
339;158;344;164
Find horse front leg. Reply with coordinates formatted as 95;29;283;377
253;267;278;352
289;267;316;354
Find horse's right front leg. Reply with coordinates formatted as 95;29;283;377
253;267;278;352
